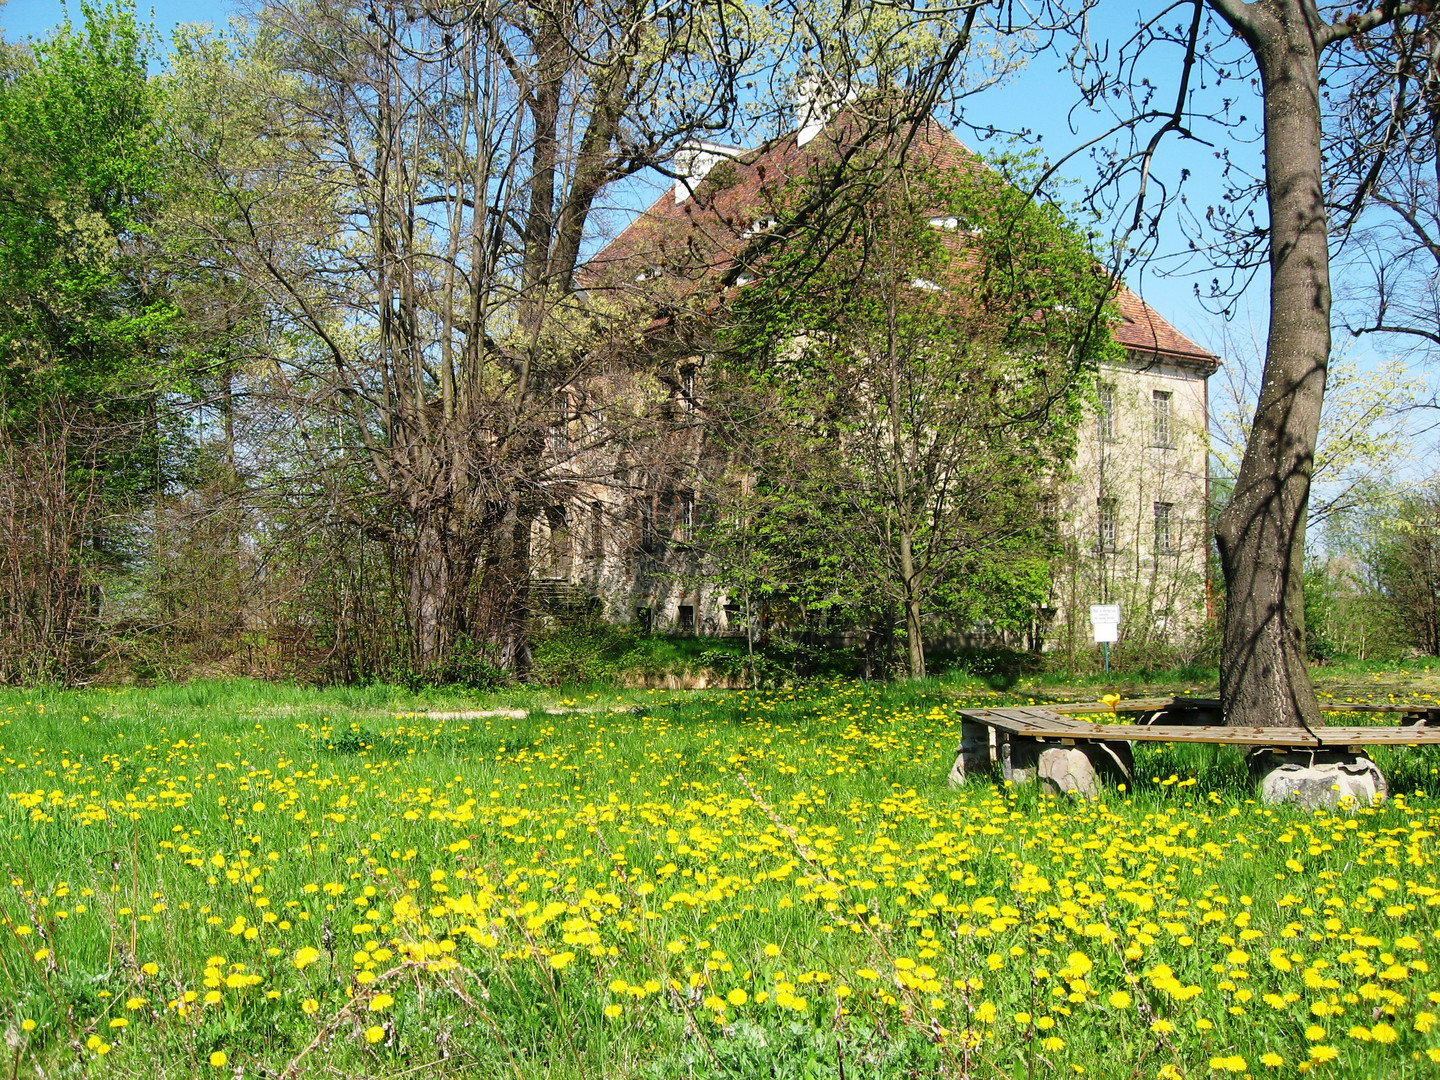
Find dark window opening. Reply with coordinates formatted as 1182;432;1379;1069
678;605;695;632
588;501;604;560
638;497;655;552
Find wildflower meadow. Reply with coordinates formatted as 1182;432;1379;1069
5;677;1440;1078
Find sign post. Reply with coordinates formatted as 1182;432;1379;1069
1089;604;1120;674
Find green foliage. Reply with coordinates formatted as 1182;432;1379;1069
0;1;172;424
528;620;652;687
403;634;510;692
1303;563;1339;663
4;675;1440;1076
705;140;1113;676
693;639;858;687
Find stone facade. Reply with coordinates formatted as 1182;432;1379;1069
539;118;1221;650
1050;320;1220;661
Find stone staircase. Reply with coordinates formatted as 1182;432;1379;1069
529;578;596;618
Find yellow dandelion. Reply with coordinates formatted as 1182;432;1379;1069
293;946;321;970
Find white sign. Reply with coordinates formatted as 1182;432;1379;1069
1089;604;1121;644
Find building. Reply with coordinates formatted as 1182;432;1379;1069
542;111;1218;655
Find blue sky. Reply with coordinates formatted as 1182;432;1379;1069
1;1;236;40
0;1;1383;380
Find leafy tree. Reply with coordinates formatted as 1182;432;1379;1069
1346;484;1440;657
0;1;171;447
992;0;1436;724
708;142;1114;679
0;2;175;681
1212;347;1425;530
170;0;767;677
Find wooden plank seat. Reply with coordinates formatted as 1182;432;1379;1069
955;700;1440;749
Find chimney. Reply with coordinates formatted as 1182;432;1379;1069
794;75;856;148
795;78;825;148
673;141;742;204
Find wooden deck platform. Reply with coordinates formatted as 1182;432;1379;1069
954;698;1440;750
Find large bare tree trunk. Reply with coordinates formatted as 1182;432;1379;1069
1211;0;1334;728
408;513;474;670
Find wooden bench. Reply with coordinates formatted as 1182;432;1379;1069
949;697;1440;788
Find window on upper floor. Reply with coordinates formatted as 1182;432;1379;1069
638;496;656;553
680;368;696;414
1098;497;1118;553
588;501;605;560
1097;382;1117;443
1154;502;1175;555
679;492;695;543
1152;390;1173;447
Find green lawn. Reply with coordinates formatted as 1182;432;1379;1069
4;674;1440;1077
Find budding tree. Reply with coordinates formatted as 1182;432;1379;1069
175;0;757;673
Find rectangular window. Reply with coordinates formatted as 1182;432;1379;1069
679;493;695;543
588;501;604;559
1155;502;1175;554
1097;382;1116;442
1152;390;1173;447
638;497;655;552
678;605;695;632
681;368;696;414
1098;498;1118;553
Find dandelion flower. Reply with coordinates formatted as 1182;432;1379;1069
293;946;321;970
364;1025;385;1044
209;1051;227;1068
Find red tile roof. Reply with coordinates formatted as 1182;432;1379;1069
1112;288;1219;368
587;115;1218;369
